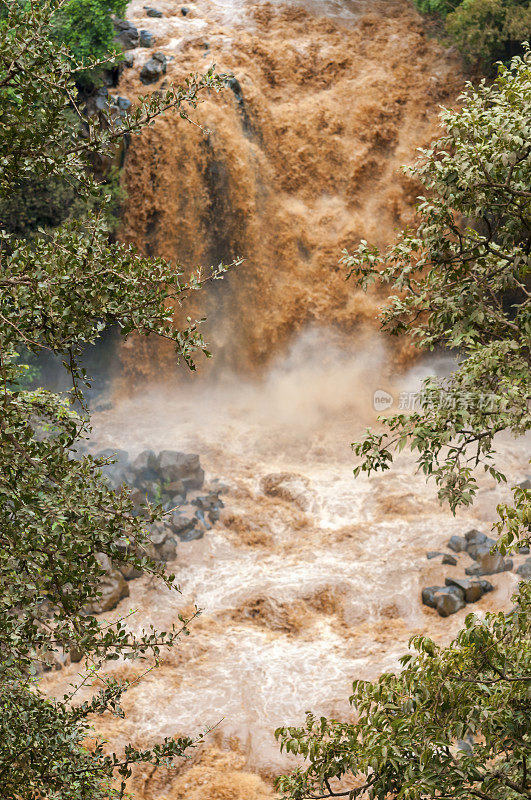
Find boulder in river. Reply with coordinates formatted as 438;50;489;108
178;528;204;543
139;29;155;47
157;450;204;489
421;585;465;617
145;6;163;16
442;554;457;566
131;449;158;478
113;18;139;49
465;552;513;576
448;535;467;553
87;554;130;614
140;53;167;84
445;576;493;603
119;562;143;580
516;558;531;580
436;588;466;617
168;511;195;537
465;530;496;560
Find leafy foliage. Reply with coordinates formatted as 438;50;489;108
0;2;233;797
412;0;531;71
413;0;460;15
51;0;127;69
446;0;531;69
275;48;530;800
346;49;530;515
276;584;531;800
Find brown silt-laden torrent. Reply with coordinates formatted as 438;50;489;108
118;0;463;379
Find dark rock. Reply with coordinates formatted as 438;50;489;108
139;29;155;47
518;546;530;554
69;646;84;663
448;535;467;553
146;523;177;561
442;554;458;566
422;586;443;609
87;554;130;614
94;87;110;111
113;18;139;50
436;587;465;617
165;479;186;496
157;537;178;561
149;523;170;546
168;512;195;537
145;6;163;16
466;532;495;560
116;96;131;112
195;508;211;530
156;450;204;489
193;490;224;524
167;494;186;507
465;528;485;543
131;449;158;479
427;551;444;560
480;553;512;575
518;478;531;490
422;585;465;616
457;737;474;755
516;558;531;580
181;6;189;14
210;480;230;494
119;563;143;580
467;542;492;561
142;480;163;502
42;650;71;672
445;576;493;603
465;551;513;576
226;76;244;105
96;448;131;488
129;488;144;507
192;490;224;511
178;528;204;543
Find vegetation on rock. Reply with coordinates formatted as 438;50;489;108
0;2;231;797
276;48;530;800
51;0;127;70
413;0;531;70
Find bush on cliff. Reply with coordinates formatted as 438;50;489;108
276;48;530;800
51;0;127;79
0;2;230;797
414;0;531;71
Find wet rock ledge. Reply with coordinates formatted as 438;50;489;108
422;524;530;618
89;448;226;613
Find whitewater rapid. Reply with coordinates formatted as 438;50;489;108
45;331;529;799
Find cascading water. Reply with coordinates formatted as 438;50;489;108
117;0;464;376
44;1;530;798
